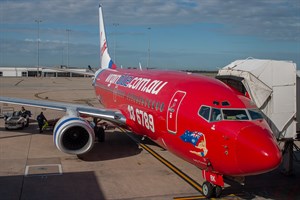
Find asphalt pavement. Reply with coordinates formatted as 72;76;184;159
0;77;299;200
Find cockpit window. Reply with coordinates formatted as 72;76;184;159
222;109;249;120
210;108;222;121
248;109;263;120
221;101;230;106
199;106;210;121
198;105;263;122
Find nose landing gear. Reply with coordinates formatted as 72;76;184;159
202;181;222;198
201;170;224;198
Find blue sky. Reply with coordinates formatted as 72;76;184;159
0;0;299;70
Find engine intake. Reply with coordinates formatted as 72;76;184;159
53;116;95;155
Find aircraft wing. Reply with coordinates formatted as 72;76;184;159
0;96;126;125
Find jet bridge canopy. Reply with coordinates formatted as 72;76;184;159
217;58;298;139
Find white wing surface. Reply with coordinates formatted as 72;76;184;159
0;96;126;125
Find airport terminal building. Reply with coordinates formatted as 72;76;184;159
0;66;91;77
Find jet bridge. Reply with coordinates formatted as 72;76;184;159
216;58;299;174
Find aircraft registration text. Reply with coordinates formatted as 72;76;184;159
128;105;155;133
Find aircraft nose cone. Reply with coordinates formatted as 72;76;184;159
236;125;282;175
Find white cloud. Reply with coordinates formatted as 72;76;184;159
1;0;299;40
0;0;299;68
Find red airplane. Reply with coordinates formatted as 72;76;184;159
0;5;282;198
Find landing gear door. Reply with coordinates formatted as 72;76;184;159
167;90;186;134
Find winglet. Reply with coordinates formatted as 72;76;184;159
99;5;117;69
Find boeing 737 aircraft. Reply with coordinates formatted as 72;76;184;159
0;5;282;198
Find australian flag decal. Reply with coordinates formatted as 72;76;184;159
180;130;204;146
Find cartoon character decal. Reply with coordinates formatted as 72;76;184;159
180;130;208;157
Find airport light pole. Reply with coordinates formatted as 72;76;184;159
66;29;71;68
35;19;42;76
113;23;119;63
61;46;64;66
147;27;151;68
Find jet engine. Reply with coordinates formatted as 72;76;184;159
53;115;95;155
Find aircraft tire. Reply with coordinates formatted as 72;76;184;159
96;127;105;142
214;185;222;198
202;181;213;198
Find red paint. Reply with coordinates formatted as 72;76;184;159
97;5;282;188
94;68;282;186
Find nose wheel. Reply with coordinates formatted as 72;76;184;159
202;181;222;198
214;185;222;198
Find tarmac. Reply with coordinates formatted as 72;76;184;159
0;77;300;200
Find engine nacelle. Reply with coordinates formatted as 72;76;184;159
53;116;95;155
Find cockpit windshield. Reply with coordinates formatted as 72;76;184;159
198;106;264;122
222;109;249;120
248;109;264;120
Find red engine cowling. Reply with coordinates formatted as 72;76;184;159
53;116;95;155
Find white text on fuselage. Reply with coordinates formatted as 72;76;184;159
105;74;168;95
128;105;155;133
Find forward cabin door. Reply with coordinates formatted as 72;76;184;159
167;90;186;134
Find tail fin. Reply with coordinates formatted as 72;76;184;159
99;5;117;69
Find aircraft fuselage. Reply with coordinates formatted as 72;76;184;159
94;68;282;181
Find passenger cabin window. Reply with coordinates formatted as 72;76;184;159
222;109;248;120
199;106;211;121
160;103;165;112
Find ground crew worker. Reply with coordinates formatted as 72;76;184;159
36;112;47;133
20;106;26;117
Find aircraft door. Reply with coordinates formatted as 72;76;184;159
167;90;186;134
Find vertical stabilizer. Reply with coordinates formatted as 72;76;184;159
99;5;117;69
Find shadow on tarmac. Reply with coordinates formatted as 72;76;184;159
0;124;37;138
223;158;300;199
0;172;105;200
78;131;143;162
3;118;300;199
0;123;51;138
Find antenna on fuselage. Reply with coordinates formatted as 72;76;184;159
139;62;143;71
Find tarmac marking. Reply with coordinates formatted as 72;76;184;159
173;193;242;200
173;196;206;200
34;89;96;105
119;129;242;199
119;128;204;194
139;143;204;193
25;164;63;177
15;79;24;86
